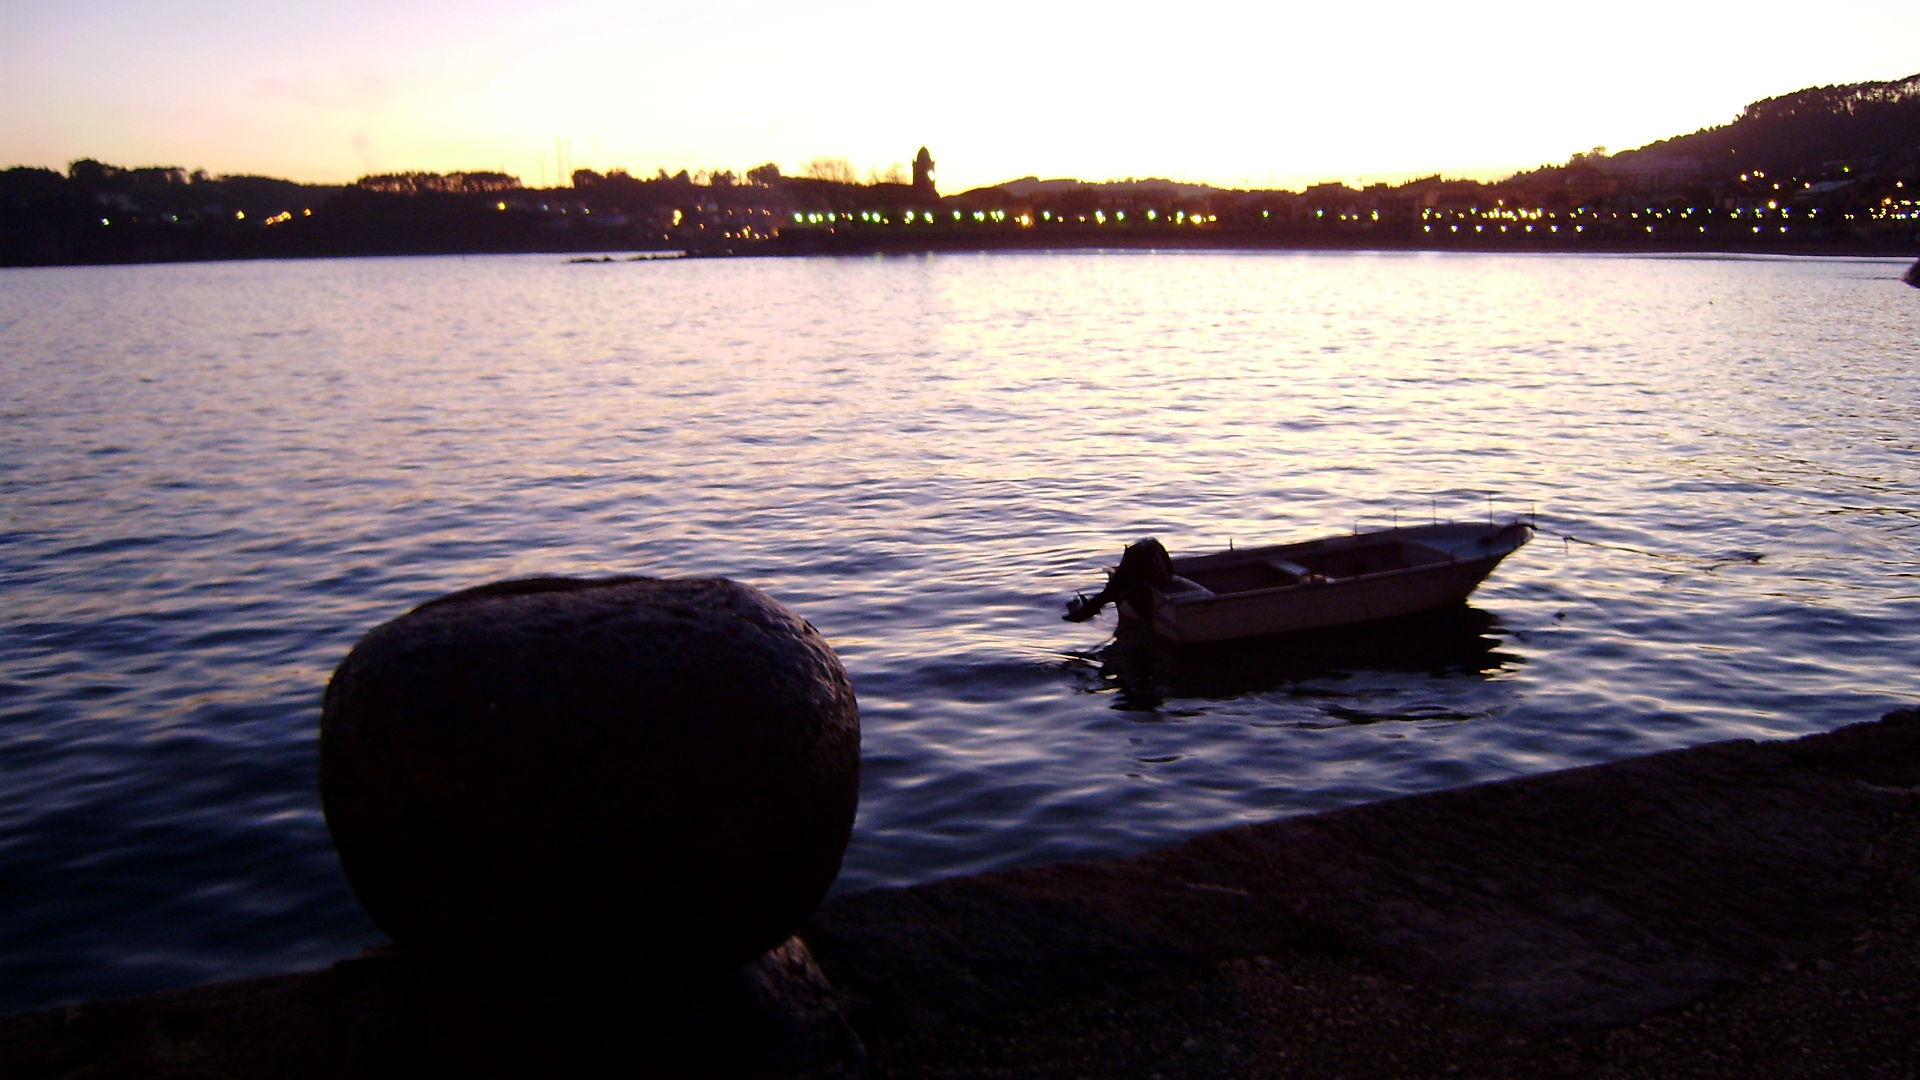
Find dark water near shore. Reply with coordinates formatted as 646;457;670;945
3;250;1917;1016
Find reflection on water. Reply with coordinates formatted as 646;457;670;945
1075;606;1521;713
1;250;1917;1016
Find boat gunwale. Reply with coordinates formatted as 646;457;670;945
1159;522;1529;608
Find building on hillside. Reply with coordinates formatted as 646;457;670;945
913;148;936;200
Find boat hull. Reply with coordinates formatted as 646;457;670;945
1120;521;1531;645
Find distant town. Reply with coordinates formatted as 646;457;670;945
4;75;1917;267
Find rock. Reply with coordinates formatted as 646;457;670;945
319;575;860;977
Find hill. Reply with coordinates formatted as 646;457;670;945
978;74;1920;200
1517;73;1920;186
975;176;1225;201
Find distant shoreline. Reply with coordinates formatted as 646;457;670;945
10;232;1917;270
753;229;1920;262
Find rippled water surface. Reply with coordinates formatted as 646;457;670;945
3;250;1917;1014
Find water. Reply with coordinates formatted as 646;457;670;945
2;249;1916;1016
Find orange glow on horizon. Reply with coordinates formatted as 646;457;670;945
3;2;1917;193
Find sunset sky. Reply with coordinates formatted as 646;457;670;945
5;0;1917;193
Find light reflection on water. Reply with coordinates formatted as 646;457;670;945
2;250;1917;1014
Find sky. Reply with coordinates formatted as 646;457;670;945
4;0;1918;193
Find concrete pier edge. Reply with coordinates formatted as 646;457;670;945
5;708;1917;1078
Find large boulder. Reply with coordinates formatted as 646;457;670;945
319;576;860;976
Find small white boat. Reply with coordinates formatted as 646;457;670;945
1066;520;1532;644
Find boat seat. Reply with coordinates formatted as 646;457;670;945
1265;559;1313;582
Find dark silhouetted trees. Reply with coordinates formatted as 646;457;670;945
1619;73;1920;178
353;171;521;195
11;72;1917;267
805;158;858;184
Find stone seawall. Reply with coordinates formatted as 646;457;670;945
5;709;1917;1078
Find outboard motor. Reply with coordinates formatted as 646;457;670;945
1065;538;1174;622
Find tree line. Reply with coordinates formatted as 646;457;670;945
6;73;1916;266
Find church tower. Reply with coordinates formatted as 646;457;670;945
912;147;936;199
